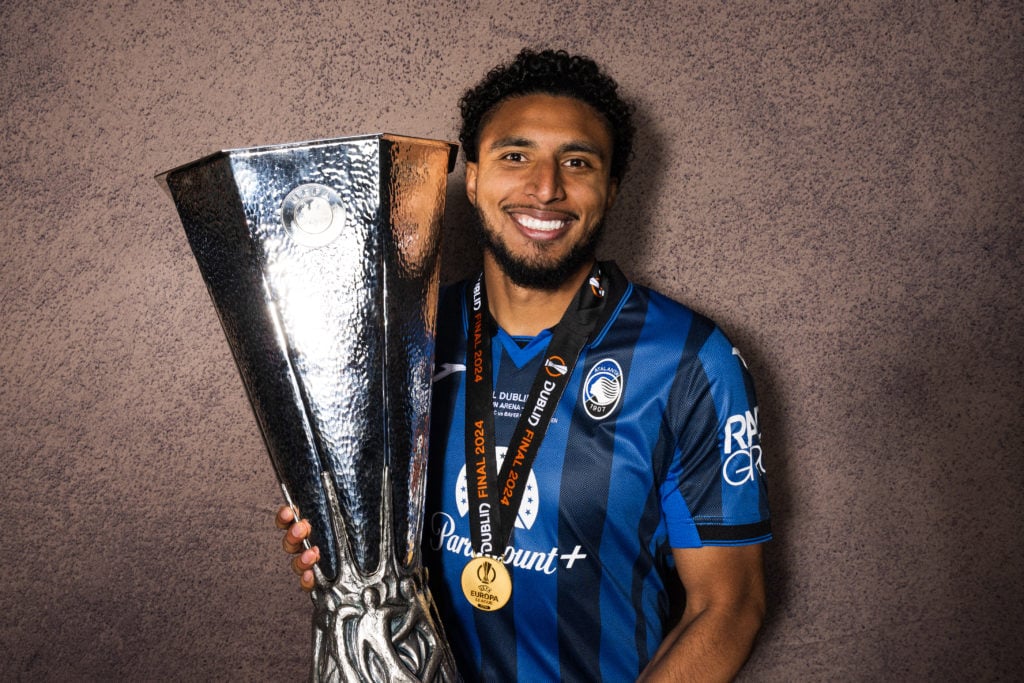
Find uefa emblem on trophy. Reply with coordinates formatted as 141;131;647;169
159;134;459;681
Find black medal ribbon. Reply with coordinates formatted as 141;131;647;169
463;263;611;560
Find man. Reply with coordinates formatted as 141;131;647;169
279;49;770;681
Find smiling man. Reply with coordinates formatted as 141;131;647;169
467;92;618;300
281;49;771;681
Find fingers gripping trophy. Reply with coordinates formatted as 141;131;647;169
159;135;459;682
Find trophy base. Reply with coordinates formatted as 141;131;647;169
309;474;457;683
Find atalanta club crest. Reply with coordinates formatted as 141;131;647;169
582;358;623;420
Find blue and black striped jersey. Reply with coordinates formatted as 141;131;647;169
424;262;771;681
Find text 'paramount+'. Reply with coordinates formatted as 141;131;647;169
430;512;588;573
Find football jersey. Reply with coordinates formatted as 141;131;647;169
423;261;771;681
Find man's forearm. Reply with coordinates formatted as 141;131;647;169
637;600;765;682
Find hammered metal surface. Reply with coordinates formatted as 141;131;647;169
160;134;455;581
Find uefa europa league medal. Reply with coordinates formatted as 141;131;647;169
159;134;459;682
460;557;512;611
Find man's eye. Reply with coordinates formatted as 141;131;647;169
502;152;525;162
564;158;590;168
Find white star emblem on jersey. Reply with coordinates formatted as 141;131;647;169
456;446;539;530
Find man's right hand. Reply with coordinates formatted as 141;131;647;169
275;505;320;592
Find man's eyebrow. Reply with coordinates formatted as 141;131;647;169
488;136;536;150
557;141;606;159
487;137;607;159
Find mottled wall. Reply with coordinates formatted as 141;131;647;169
1;1;1021;680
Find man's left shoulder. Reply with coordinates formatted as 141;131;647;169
633;282;699;318
603;262;695;320
614;274;751;375
621;278;724;343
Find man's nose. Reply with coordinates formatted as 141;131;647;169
526;159;566;203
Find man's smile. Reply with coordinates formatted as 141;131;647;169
506;206;578;238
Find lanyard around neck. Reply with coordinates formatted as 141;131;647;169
463;264;610;558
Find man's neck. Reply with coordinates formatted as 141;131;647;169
482;255;594;336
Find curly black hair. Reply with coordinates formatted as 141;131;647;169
459;49;635;181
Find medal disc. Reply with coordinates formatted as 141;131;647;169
461;556;512;611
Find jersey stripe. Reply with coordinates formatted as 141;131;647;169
556;284;647;680
631;290;696;666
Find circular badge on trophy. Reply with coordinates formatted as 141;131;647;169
281;183;346;247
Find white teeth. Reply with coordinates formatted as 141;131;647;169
517;215;566;231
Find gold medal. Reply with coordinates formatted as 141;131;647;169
461;556;512;611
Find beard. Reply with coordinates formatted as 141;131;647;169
473;208;606;291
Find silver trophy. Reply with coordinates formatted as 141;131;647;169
158;134;459;682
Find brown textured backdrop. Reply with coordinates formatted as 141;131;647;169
1;1;1021;680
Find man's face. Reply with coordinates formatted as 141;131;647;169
466;93;618;290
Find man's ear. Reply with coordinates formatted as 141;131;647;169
465;161;478;207
605;177;619;211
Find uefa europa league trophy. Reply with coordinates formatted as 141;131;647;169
158;134;459;682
